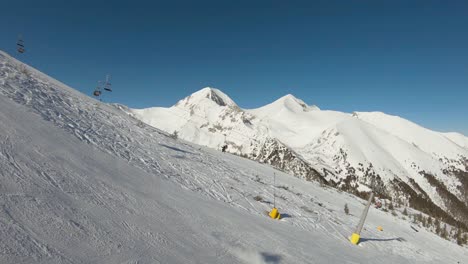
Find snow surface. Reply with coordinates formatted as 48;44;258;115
132;87;468;214
1;50;467;263
353;111;466;159
443;132;468;149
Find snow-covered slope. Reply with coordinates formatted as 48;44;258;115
443;132;468;149
353;111;465;159
132;88;468;227
1;50;467;263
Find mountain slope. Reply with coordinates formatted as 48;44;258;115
132;88;468;227
443;132;468;149
1;50;467;263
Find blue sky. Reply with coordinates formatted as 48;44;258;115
1;0;467;135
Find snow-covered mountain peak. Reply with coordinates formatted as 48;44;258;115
250;94;320;117
274;94;319;113
174;87;237;108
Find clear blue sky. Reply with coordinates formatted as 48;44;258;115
1;0;467;135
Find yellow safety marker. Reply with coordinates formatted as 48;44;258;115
350;233;360;245
269;207;281;220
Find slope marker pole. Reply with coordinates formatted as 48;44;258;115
273;172;276;208
350;192;374;245
268;172;281;220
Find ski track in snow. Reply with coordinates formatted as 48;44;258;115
0;51;467;263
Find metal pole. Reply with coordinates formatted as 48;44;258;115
355;192;374;234
273;172;276;208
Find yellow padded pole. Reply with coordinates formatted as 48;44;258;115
350;233;360;245
269;207;281;219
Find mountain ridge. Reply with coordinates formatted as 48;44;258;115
132;87;468;227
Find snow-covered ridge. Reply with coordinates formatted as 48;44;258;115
352;111;466;158
443;132;468;149
132;87;468;227
174;87;237;108
251;94;320;115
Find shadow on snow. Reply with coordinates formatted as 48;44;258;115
360;237;405;243
260;252;282;263
159;143;195;154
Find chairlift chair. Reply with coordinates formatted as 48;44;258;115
93;81;103;97
103;75;112;92
17;37;25;53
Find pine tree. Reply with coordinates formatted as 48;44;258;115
388;202;394;210
427;217;432;227
417;213;423;222
456;228;463;245
170;130;178;140
395;199;401;208
344;203;349;215
450;228;456;238
434;218;440;235
402;207;408;216
441;224;448;239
